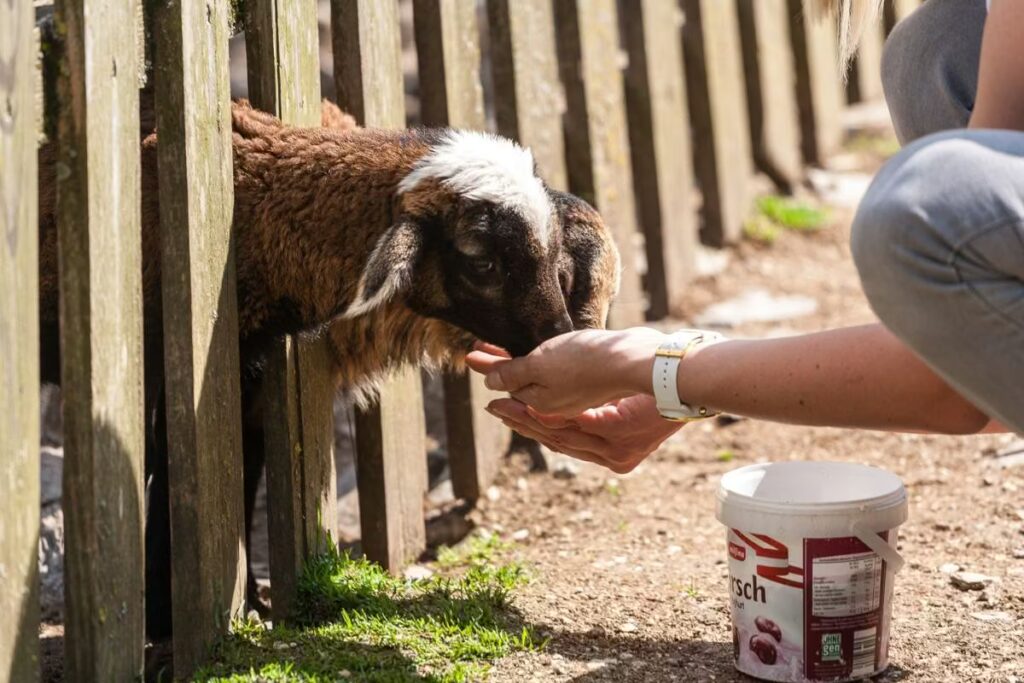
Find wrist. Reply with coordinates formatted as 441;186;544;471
618;329;668;395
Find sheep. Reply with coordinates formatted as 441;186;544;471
37;97;621;638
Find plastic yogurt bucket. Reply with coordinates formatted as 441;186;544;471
716;461;907;682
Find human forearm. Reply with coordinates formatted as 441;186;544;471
664;324;989;433
968;0;1024;131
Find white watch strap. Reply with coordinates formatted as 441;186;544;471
653;333;700;420
653;329;723;421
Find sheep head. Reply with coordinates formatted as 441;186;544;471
345;129;620;358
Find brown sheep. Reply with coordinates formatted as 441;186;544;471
37;98;620;637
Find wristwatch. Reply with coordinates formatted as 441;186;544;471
653;329;724;422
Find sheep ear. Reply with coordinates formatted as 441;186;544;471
345;220;423;317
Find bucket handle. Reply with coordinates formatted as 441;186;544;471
851;523;905;573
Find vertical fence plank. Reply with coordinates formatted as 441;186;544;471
848;21;885;103
332;0;428;571
152;0;247;672
55;0;145;678
0;1;41;679
488;0;568;191
681;0;753;247
736;0;803;192
620;0;697;319
246;0;334;623
554;0;645;327
789;0;844;166
413;0;511;502
885;0;920;33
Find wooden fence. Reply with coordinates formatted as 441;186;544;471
0;0;919;678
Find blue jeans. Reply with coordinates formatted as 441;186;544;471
852;0;1024;433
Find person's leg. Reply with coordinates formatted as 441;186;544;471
852;129;1024;433
881;0;987;143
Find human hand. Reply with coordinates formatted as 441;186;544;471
485;394;683;474
465;328;667;416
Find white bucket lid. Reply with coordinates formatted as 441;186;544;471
716;461;908;538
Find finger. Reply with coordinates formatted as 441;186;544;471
486;397;530;420
465;350;508;376
499;412;609;456
484;357;539;392
473;340;512;358
526;406;573;429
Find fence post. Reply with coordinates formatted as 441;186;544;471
847;21;885;103
331;0;429;571
736;0;804;192
246;0;336;624
681;0;753;247
554;0;645;327
412;0;511;502
488;0;568;191
789;0;844;166
152;0;247;672
54;0;146;678
884;0;920;33
0;2;41;679
620;0;698;319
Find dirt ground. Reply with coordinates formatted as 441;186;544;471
468;179;1024;682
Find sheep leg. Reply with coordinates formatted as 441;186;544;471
241;416;270;618
144;386;174;640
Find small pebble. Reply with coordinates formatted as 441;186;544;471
970;611;1013;623
515;477;528;491
1012;548;1024;559
485;486;501;502
619;622;638;633
939;563;960;574
951;571;997;591
512;528;530;541
403;564;434;581
553;460;580;479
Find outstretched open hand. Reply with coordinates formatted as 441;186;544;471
485;394;683;474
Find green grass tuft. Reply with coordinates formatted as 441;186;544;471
756;196;830;232
745;195;830;245
195;546;541;682
435;533;512;572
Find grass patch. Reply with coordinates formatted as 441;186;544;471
716;449;735;463
196;545;541;683
435;533;512;572
844;131;901;159
744;195;830;245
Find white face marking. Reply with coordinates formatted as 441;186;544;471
398;130;552;246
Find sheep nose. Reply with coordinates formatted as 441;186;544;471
536;314;574;342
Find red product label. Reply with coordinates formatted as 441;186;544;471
729;541;747;561
803;533;889;680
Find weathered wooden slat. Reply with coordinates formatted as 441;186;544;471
848;20;885;103
736;0;804;192
885;0;920;33
681;0;753;247
56;0;145;678
413;0;511;502
246;0;334;623
332;0;428;570
151;0;247;672
0;1;41;679
295;336;338;556
261;337;304;622
620;0;697;319
554;0;645;327
789;0;844;166
488;0;568;191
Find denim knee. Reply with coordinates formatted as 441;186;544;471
881;0;985;142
